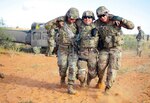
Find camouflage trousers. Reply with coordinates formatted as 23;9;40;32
137;40;144;57
46;39;55;56
77;48;98;84
57;45;78;85
97;48;122;88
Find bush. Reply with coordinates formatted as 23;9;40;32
123;34;150;51
0;28;17;50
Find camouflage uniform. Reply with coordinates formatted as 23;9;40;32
45;7;79;94
136;26;145;57
76;11;99;87
94;6;134;92
46;28;56;56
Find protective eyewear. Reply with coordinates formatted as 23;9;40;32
98;14;106;18
83;16;93;19
69;18;76;21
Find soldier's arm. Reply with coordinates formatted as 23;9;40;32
121;19;134;29
75;18;82;28
45;16;65;30
110;15;134;30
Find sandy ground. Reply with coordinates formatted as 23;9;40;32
0;50;150;103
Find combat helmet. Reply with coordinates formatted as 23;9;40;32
66;7;79;19
82;10;95;20
96;6;109;17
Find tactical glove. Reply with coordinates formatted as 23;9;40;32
111;16;123;21
91;28;97;37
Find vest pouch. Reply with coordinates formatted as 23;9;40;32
63;37;70;43
104;36;113;48
60;36;71;45
81;37;98;48
81;39;89;48
88;37;98;48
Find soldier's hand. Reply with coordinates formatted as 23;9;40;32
113;21;121;26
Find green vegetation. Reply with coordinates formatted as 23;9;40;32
0;27;32;53
0;27;16;50
122;35;137;50
122;34;150;51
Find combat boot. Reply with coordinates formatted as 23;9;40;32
80;81;86;88
46;52;52;57
0;73;4;79
68;85;76;95
104;86;110;95
95;82;105;89
60;77;66;87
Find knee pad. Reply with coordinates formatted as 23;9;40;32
77;69;87;82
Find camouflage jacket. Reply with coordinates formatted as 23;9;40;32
45;16;78;46
94;14;134;49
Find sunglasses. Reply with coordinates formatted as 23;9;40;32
98;14;106;18
69;18;76;21
83;16;93;19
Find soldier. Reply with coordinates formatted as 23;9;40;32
94;6;134;94
45;7;79;95
76;11;99;87
0;72;4;79
46;28;56;56
136;26;145;57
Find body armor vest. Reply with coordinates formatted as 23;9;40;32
97;21;124;48
78;23;99;48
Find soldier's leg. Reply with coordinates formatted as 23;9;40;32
136;42;139;56
87;51;98;86
96;51;109;89
50;46;55;55
137;41;142;57
57;49;68;86
77;59;88;87
67;53;78;94
46;41;52;56
139;41;143;57
46;46;54;56
137;47;141;57
105;50;122;93
139;48;142;57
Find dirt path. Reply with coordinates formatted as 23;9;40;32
0;50;150;103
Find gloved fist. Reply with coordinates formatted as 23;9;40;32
91;28;97;37
111;16;123;21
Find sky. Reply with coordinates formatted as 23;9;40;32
0;0;150;34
